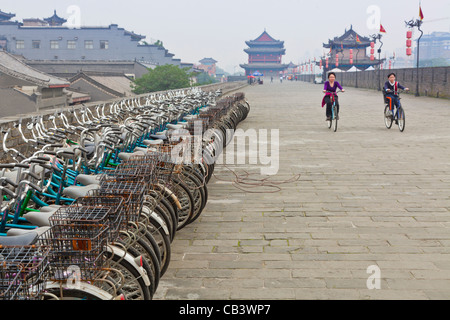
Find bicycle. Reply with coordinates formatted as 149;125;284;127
324;90;343;132
383;89;406;132
0;88;250;300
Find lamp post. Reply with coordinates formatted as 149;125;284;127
370;33;384;91
405;18;423;97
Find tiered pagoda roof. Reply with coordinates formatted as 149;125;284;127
240;30;289;75
199;58;218;65
44;10;67;26
245;30;284;47
244;47;286;55
0;9;15;21
323;25;371;48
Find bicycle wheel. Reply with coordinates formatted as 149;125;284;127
145;212;172;277
116;237;159;298
114;232;158;298
104;249;152;300
384;105;393;129
179;170;206;225
43;283;114;300
333;106;338;132
327;117;332;129
397;107;406;132
170;178;195;230
184;165;208;211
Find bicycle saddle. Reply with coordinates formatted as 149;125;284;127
23;206;61;227
150;134;167;141
6;227;50;238
62;184;100;199
0;231;38;246
117;151;146;161
166;124;185;130
184;115;198;121
143;139;164;146
76;174;102;186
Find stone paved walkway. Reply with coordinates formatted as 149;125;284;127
154;80;450;300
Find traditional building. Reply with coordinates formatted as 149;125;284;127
198;58;217;77
0;9;190;68
69;71;135;102
0;50;70;117
417;32;450;65
321;26;382;72
240;30;289;77
0;9;15;23
44;10;67;27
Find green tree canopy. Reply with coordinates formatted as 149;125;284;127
195;72;216;85
132;64;191;94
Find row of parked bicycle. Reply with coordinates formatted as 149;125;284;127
0;87;250;300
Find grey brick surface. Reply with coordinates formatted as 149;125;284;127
153;81;450;300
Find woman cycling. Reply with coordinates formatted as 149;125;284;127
322;72;345;121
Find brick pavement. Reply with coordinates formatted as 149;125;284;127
154;80;450;300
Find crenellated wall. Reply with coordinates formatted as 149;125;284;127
298;66;450;99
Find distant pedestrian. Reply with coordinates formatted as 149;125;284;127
280;76;283;83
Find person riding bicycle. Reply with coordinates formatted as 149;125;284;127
322;72;345;121
384;73;409;118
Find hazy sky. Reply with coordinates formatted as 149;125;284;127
2;0;449;73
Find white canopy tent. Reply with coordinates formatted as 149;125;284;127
347;66;361;72
328;68;344;73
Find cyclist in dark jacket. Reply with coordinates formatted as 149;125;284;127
384;73;409;117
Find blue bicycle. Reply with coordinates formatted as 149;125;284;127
325;90;343;132
384;89;406;132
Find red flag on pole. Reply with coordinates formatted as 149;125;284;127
419;5;424;20
380;24;387;33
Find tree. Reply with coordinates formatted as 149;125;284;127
154;40;164;48
132;64;191;94
195;72;216;85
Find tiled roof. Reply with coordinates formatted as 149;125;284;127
70;72;134;97
0;51;69;87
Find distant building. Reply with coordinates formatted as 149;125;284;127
24;60;154;79
69;71;134;102
0;51;70;117
240;30;289;77
197;58;217;76
0;9;189;67
321;26;382;71
417;32;450;65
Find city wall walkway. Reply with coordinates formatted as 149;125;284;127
155;80;450;300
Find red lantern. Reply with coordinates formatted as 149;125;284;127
406;47;412;56
406;39;412;47
389;60;392;69
406;30;412;39
370;42;375;48
319;60;323;69
370;48;375;55
349;59;353;65
370;55;375;61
